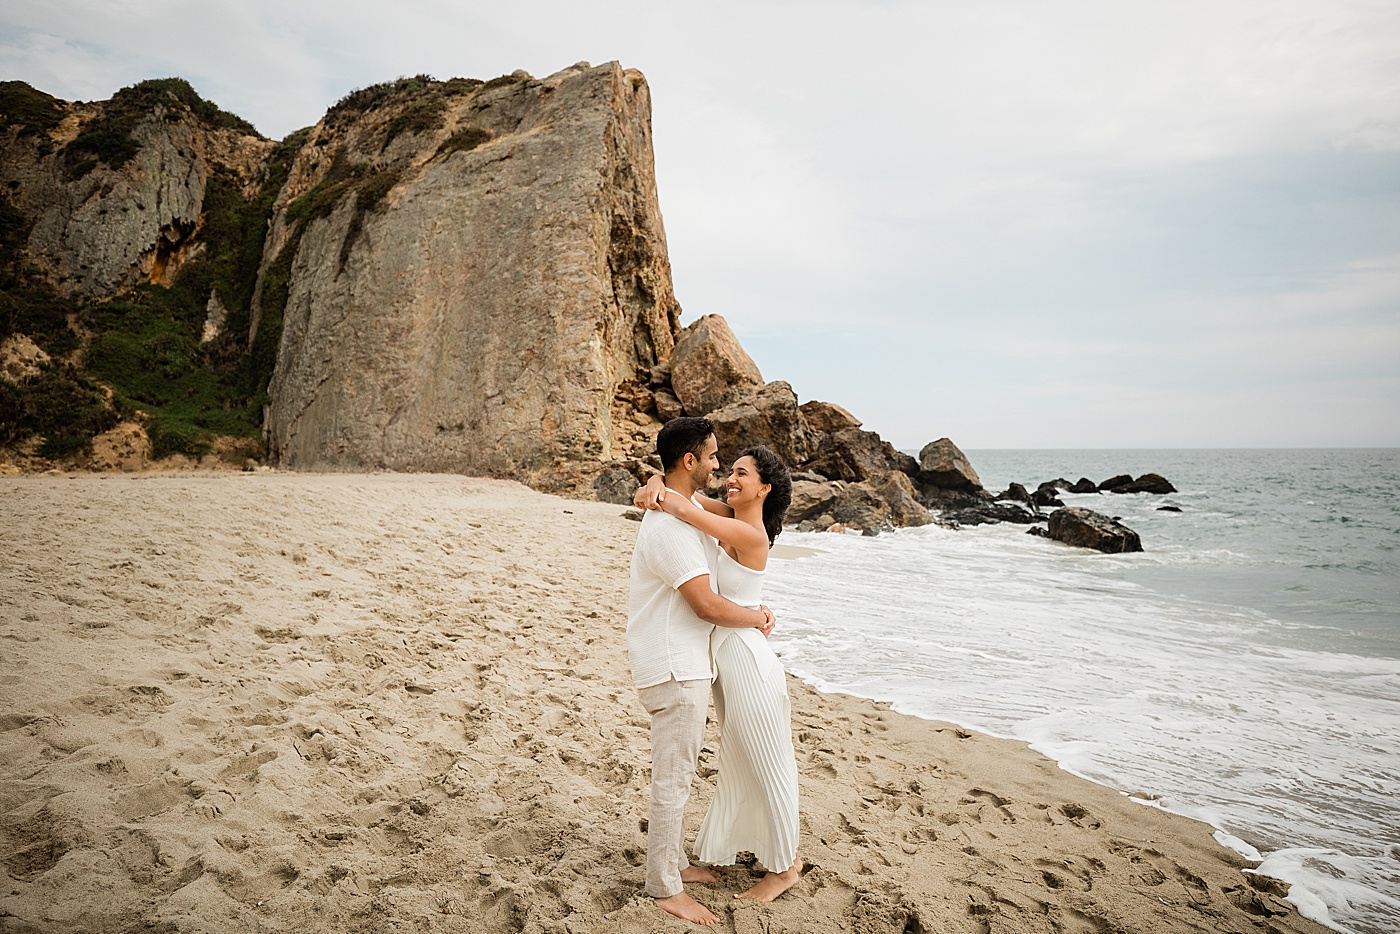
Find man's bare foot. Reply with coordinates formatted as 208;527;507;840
655;891;720;925
681;865;720;884
735;856;804;903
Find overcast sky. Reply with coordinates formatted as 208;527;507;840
3;1;1397;449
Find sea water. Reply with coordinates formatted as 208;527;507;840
763;449;1400;934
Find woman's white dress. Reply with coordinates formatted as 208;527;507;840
693;548;799;872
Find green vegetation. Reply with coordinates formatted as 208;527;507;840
436;127;492;159
327;74;481;124
1;110;299;462
483;74;524;90
0;195;80;357
63;77;259;180
381;97;446;150
0;81;64;136
84;284;255;458
339;166;402;268
0;365;116;457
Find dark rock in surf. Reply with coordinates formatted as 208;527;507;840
1045;506;1143;553
1157;505;1182;512
941;501;1041;527
917;438;983;492
1031;482;1065;508
995;482;1034;506
1098;475;1134;492
916;486;991;514
1110;473;1178;495
1067;477;1099;494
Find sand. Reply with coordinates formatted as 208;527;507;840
0;472;1329;934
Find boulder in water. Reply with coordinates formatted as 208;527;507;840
1045;507;1143;553
995;482;1034;506
1111;473;1178;494
917;438;983;492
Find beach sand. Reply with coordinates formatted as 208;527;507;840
0;473;1328;933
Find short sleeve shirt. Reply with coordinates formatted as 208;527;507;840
626;496;720;688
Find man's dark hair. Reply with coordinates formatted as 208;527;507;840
656;417;715;472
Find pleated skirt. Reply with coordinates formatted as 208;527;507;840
693;628;799;871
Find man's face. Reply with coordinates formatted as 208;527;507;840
689;435;720;489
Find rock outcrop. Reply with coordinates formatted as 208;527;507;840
798;400;861;435
262;63;680;474
805;426;916;483
918;438;983;492
708;380;811;468
668;314;763;418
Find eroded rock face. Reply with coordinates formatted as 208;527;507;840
3;99;273;297
867;470;932;527
806;427;917;483
668;314;763;418
264;63;681;474
918;438;983;492
708;381;810;468
789;479;839;523
1046;506;1143;553
799;400;861;436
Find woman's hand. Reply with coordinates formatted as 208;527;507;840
634;474;666;511
659;490;689;519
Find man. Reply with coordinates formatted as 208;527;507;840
627;416;776;926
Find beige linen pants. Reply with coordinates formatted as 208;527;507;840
636;676;710;898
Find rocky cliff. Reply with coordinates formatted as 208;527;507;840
1;80;275;298
260;63;680;474
1;66;986;530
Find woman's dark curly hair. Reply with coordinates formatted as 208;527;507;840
736;445;792;547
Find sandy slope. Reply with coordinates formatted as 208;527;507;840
0;473;1326;933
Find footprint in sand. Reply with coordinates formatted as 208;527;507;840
957;788;1017;824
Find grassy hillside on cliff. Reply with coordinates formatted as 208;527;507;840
0;79;291;462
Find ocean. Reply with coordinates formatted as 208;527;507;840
763;449;1400;934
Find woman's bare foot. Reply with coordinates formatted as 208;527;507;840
655;891;720;925
681;865;720;884
735;856;804;903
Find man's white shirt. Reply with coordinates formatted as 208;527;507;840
626;493;721;689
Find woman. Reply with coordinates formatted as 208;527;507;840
639;445;802;902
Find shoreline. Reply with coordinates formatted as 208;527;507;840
0;473;1331;932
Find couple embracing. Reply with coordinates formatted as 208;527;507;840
626;416;802;925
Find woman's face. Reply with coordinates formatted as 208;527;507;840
725;455;770;507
